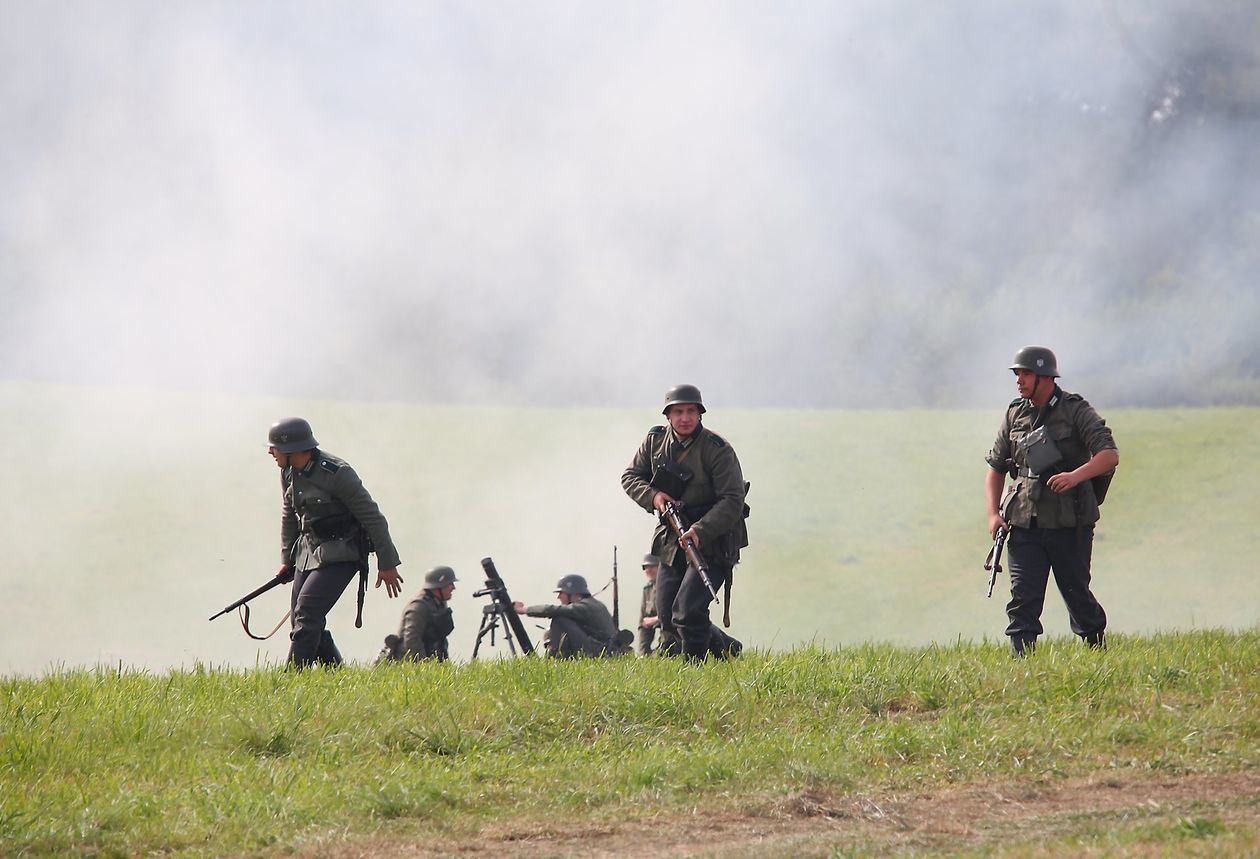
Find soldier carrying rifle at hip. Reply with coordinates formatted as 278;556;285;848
622;384;746;662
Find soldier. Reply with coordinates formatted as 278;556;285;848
378;566;457;662
622;384;747;662
638;554;661;655
512;574;630;658
985;347;1119;656
267;417;403;668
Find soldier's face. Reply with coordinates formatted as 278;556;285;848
667;403;701;437
438;584;455;599
644;564;659;581
268;446;289;468
1013;369;1039;399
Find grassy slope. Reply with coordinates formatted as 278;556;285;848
2;382;1259;674
2;631;1258;855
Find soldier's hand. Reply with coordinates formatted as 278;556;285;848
680;526;701;549
642;615;659;629
652;491;674;513
1046;471;1082;494
376;568;403;598
512;601;526;615
988;514;1005;539
276;563;293;579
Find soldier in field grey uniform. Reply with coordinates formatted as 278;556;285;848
985;347;1119;657
512;575;628;658
378;566;457;662
267;417;404;668
638;554;661;656
622;384;747;662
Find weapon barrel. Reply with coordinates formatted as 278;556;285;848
663;502;720;603
480;557;535;655
208;571;292;621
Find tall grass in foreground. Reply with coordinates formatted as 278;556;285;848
2;630;1258;855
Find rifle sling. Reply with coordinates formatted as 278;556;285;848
238;603;292;641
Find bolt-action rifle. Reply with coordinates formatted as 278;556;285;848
611;545;620;627
661;500;721;605
984;525;1008;599
209;569;295;639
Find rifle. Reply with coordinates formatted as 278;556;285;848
661;501;721;606
984;526;1007;599
209;569;295;639
472;557;535;656
611;545;620;628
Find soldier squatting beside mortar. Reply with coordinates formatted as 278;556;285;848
985;347;1119;657
512;575;633;658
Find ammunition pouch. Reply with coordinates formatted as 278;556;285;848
1092;469;1115;505
650;455;692;499
1018;425;1065;476
307;512;360;542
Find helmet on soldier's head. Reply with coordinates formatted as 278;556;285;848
662;383;705;415
554;574;590;595
424;566;457;589
642;554;660;568
1009;346;1059;378
268;417;318;453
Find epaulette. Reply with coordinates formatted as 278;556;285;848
1063;391;1083;401
704;430;728;448
319;458;341;474
648;425;666;435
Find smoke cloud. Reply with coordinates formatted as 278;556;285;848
2;1;1258;407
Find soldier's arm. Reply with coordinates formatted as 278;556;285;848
332;465;402;569
1047;402;1119;494
985;410;1014;537
279;471;299;565
621;433;660;513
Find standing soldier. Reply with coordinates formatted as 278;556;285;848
512;575;630;658
638;554;661;655
378;566;457;662
267;417;404;668
622;384;747;662
985;347;1119;656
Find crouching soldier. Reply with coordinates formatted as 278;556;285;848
513;575;632;658
378;566;457;662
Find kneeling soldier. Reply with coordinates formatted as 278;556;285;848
379;566;457;662
513;575;631;658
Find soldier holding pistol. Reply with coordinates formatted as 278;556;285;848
985;347;1119;656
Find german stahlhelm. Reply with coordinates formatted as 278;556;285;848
662;383;705;415
267;417;318;453
1009;346;1059;378
554;574;590;595
424;566;458;589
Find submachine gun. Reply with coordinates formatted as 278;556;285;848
471;557;535;658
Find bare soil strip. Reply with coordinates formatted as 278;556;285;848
320;770;1260;857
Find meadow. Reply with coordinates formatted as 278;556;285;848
2;632;1258;855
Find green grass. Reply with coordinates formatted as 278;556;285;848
2;630;1258;855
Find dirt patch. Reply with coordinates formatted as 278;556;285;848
314;770;1260;857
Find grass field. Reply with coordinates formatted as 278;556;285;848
2;631;1258;855
2;381;1258;674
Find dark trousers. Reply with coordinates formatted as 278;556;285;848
548;617;611;658
288;561;357;668
657;555;731;660
1005;524;1107;642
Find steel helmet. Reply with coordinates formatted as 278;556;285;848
662;383;705;415
267;417;318;453
424;566;457;589
554;574;590;595
641;554;660;568
1009;346;1059;378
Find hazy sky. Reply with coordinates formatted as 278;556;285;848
2;1;1257;407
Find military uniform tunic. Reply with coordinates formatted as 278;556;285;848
985;387;1116;644
399;591;454;661
279;449;401;667
637;579;658;656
